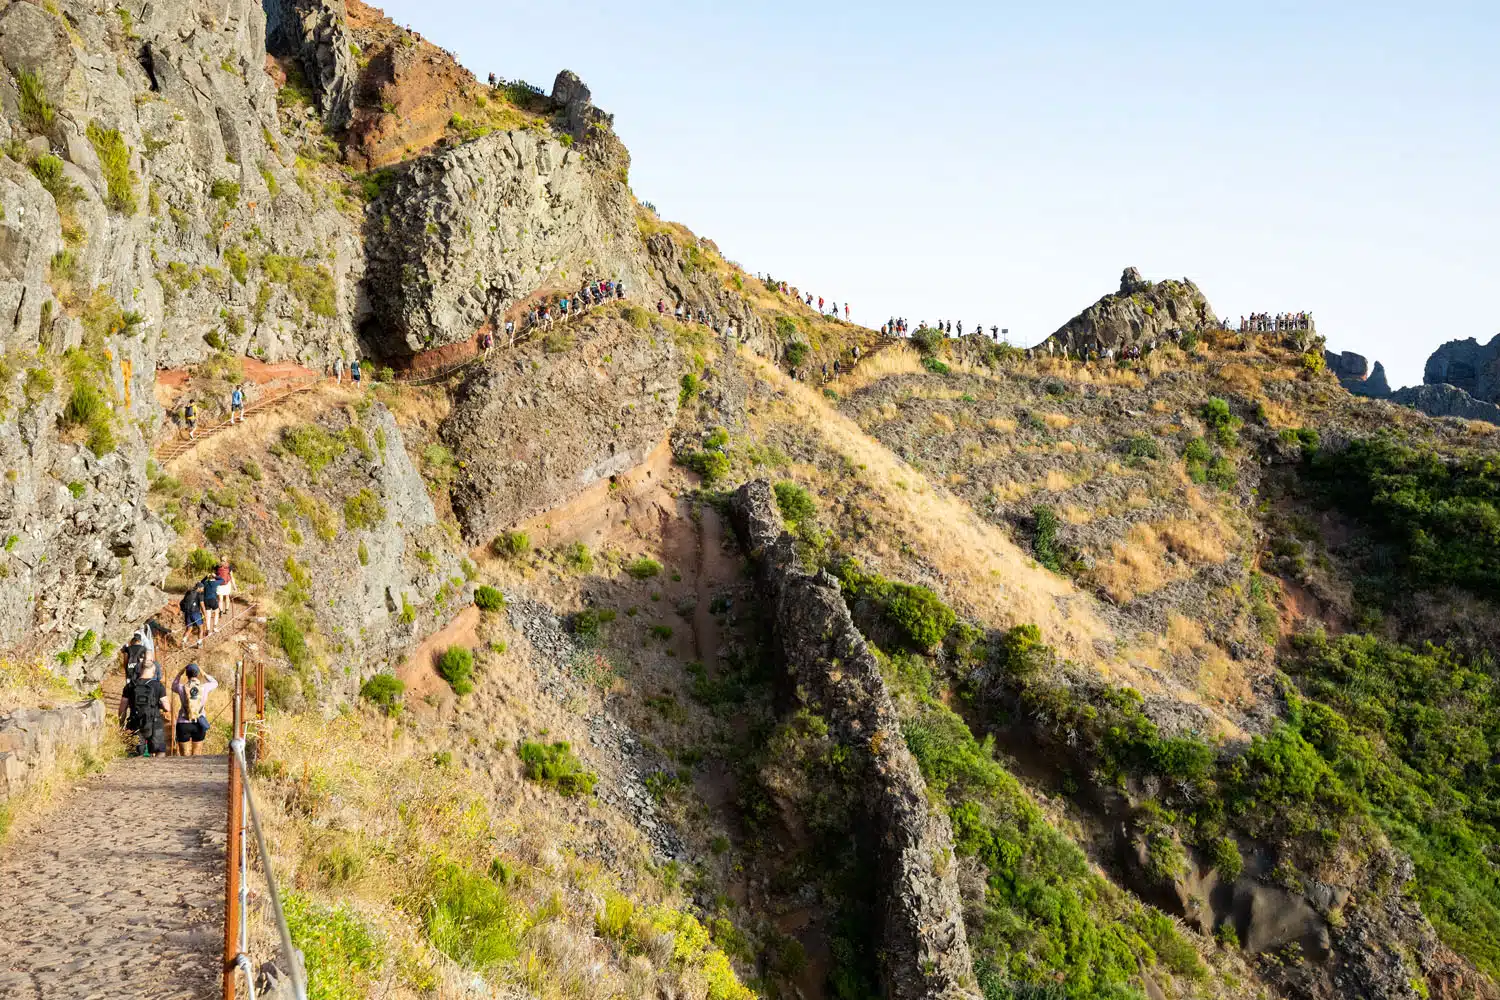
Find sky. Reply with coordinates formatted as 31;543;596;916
375;0;1499;389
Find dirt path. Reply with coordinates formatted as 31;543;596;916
0;755;226;1000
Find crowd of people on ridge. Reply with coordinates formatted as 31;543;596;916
1236;312;1314;333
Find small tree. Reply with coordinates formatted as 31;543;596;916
436;646;475;695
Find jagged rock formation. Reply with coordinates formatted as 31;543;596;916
265;0;356;127
1423;334;1500;403
1046;267;1216;354
1324;350;1392;398
1391;383;1500;427
0;699;104;802
729;480;980;1000
361;129;648;357
444;316;680;544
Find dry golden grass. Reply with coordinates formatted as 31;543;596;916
1466;420;1498;436
928;412;956;433
1089;516;1231;603
1165;616;1253;709
1040;412;1072;430
1061;505;1093;525
1;721;124;844
825;342;924;394
1257;398;1299;429
743;352;1117;662
0;658;78;713
1215;363;1263;396
1044;469;1075;492
991;480;1034;503
1150;399;1170;414
986;416;1017;433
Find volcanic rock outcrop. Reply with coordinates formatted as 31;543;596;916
1047;267;1216;355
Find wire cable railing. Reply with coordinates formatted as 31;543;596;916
223;658;307;1000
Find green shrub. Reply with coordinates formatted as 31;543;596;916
885;582;955;650
268;611;308;668
517;740;597;797
679;372;701;406
188;548;218;573
1032;504;1062;572
16;70;54;133
621;304;650;329
773;481;816;525
420;861;523;971
572;608;616;642
491;531;529;559
66;480;85;500
474;585;505;612
399;593;415;624
1125;434;1160;461
359;673;404;715
357;540;369;566
684;450;730;484
1206;455;1236;490
282;423;346;475
86;121;137;214
625;557;662;580
922;356;951;375
783;341;809;367
561;541;593;574
224;245;249;284
1200;397;1240;447
1209;835;1243;880
64;383;108;428
205;518;235;544
911;326;945;356
436;646;475;695
209;178;240;207
342;488;385;530
283;892;384;1000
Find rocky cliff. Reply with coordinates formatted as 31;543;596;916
729;479;979;1000
1046;267;1216;354
1423;334;1500;402
0;699;103;802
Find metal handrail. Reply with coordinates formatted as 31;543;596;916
224;659;306;1000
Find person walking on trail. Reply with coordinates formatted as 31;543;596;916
200;573;222;635
183;400;197;440
119;658;168;758
505;318;515;344
171;663;217;757
333;356;344;384
351;358;362;388
229;384;245;425
180;583;205;648
121;631;154;681
844;304;850;320
214;559;235;623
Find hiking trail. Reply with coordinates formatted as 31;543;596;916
0;755;226;1000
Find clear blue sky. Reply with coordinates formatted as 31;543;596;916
376;0;1498;388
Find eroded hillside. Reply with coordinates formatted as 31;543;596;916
0;1;1496;999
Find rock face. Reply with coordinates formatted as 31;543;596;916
1423;334;1500;403
362;129;649;357
265;0;357;128
729;480;980;1000
0;700;105;802
443;317;681;544
1046;268;1216;355
1391;383;1500;427
1324;350;1392;398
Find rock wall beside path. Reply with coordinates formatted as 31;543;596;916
728;480;980;1000
0;699;105;804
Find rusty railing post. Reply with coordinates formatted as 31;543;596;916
223;662;244;999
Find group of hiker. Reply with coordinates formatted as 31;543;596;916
1236;312;1314;333
760;275;852;322
884;318;1009;341
178;559;235;649
657;298;740;340
519;279;628;334
181;384;248;440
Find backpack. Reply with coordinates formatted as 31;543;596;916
128;679;157;728
125;643;147;675
216;563;230;584
180;589;199;617
185;678;208;718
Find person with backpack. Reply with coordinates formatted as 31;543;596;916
171;663;217;756
200;574;222;635
351;358;362;388
120;631;155;681
184;400;197;440
214;560;235;623
119;658;168;757
333;356;344;384
180;583;205;648
230;384;245;424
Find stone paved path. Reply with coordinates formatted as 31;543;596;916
0;755;226;999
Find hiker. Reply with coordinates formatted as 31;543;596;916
184;400;197;440
616;280;626;299
230;385;245;424
844;304;850;320
201;573;222;635
119;657;168;758
504;318;515;344
171;663;217;757
333;356;344;384
120;631;158;682
180;582;205;648
351;358;362;388
215;559;235;622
